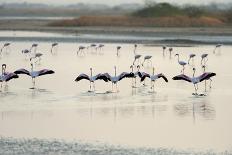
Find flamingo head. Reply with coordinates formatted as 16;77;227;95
175;54;179;56
193;68;196;71
137;65;140;69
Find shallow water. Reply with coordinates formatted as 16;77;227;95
0;31;232;154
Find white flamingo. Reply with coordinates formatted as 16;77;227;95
134;44;137;55
175;54;187;73
14;63;55;89
30;43;38;53
169;47;173;58
75;68;109;92
172;68;216;95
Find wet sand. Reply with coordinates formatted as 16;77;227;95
0;31;232;154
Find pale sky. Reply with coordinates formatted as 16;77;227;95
0;0;231;6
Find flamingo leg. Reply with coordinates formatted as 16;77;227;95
89;81;92;91
209;79;212;89
194;84;198;95
204;80;207;92
93;82;96;91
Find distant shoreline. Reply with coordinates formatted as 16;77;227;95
1;19;232;45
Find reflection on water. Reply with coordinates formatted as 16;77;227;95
174;97;216;121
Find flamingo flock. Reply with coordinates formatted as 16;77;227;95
0;42;219;96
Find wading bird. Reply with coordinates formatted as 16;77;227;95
14;63;54;89
172;68;216;95
201;53;208;66
0;64;18;89
139;67;168;91
0;43;11;55
162;45;167;56
169;47;173;58
75;68;109;92
175;54;187;73
77;46;86;55
51;43;58;53
202;65;213;91
116;46;121;56
133;54;142;66
213;44;222;54
142;55;152;67
30;43;38;53
101;66;134;92
188;54;196;65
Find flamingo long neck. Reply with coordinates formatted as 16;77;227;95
1;66;4;75
90;69;93;78
114;67;116;77
177;55;180;62
31;63;34;72
152;68;155;75
193;70;195;77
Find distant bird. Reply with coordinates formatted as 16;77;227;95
133;54;142;66
75;68;109;92
162;45;167;56
201;53;208;66
22;49;31;59
175;54;187;73
139;67;168;91
213;44;222;54
101;66;134;92
188;54;196;65
169;47;173;58
134;44;137;55
172;68;216;95
142;55;152;67
116;46;121;56
14;63;54;89
97;44;104;51
0;42;11;55
30;43;38;52
77;46;86;55
51;43;58;53
0;64;18;89
136;65;150;86
30;52;43;63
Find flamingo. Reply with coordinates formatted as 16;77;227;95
101;66;134;92
175;54;187;73
213;44;222;54
0;64;18;89
134;44;137;55
77;46;86;55
97;44;104;51
172;68;216;95
0;43;11;55
201;53;208;66
162;45;167;56
139;67;168;91
142;55;152;67
14;63;55;89
116;46;121;56
75;68;109;92
30;43;38;53
188;54;196;65
133;54;142;66
136;65;150;86
169;47;173;58
51;43;58;53
22;49;31;59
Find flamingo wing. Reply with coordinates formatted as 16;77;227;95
37;69;55;77
118;72;134;81
14;69;30;76
75;74;90;82
198;72;216;82
140;72;150;82
157;73;168;82
3;73;19;82
172;74;192;83
94;73;110;82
